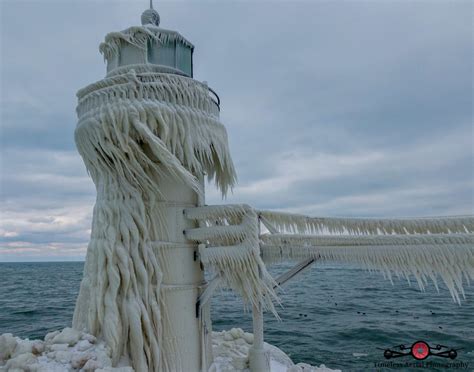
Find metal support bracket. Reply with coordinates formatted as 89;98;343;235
273;257;319;289
195;274;222;318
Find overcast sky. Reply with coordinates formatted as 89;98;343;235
0;1;472;261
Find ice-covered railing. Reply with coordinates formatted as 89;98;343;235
258;210;474;235
258;210;474;304
183;204;473;370
260;233;473;303
184;205;473;305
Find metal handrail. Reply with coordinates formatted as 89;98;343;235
207;86;220;111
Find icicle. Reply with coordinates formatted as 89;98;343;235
76;70;236;195
260;233;474;304
185;205;279;315
258;210;474;235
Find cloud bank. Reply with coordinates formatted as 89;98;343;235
0;1;472;261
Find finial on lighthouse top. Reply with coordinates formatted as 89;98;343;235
141;0;160;26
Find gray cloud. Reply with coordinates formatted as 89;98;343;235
0;1;472;261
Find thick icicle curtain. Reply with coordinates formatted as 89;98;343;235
259;211;474;304
73;68;236;371
185;205;278;315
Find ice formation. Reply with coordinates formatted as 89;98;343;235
0;328;132;372
261;233;473;303
185;205;278;314
99;26;194;62
210;329;340;372
0;328;339;372
179;203;474;307
258;210;474;235
258;211;474;304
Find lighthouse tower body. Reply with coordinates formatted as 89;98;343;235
73;8;234;371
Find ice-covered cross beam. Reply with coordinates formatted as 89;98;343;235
258;211;474;304
258;210;474;235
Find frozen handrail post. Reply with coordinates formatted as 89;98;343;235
249;216;270;372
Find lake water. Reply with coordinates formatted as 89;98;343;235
0;261;472;371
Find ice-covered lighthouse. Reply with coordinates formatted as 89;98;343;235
71;3;474;372
73;5;240;371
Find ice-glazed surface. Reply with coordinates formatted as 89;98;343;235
210;329;340;372
0;328;340;372
0;328;132;372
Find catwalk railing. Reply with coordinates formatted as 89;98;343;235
184;204;474;371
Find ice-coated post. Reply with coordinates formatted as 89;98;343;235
249;301;270;372
249;218;270;372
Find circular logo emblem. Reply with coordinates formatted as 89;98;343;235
411;341;430;360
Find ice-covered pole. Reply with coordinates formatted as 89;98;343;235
248;218;270;372
72;8;236;371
